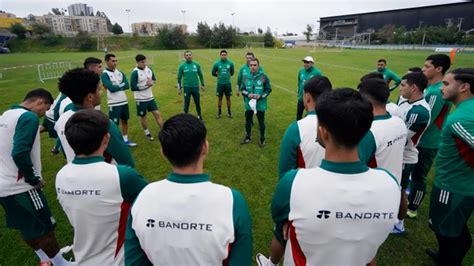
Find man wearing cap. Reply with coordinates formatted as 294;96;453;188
296;56;323;120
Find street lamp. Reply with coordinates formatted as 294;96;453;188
181;10;186;26
125;9;131;33
231;12;236;29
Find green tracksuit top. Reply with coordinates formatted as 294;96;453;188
297;66;323;100
241;69;272;111
376;67;401;91
419;81;452;149
211;59;235;85
177;61;204;88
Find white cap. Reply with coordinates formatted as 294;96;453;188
302;56;314;63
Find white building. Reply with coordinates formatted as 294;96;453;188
68;3;94;16
35;14;108;35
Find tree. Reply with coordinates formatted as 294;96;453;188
111;23;124;35
155;26;186;50
9;23;27;39
264;28;274;47
258;28;263;35
74;31;94;51
26;14;36;22
31;22;51;38
303;24;313;42
209;23;237;48
374;24;396;44
196;21;212;47
51;8;65;15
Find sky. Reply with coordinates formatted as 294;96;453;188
1;0;467;34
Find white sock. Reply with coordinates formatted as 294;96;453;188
268;258;279;266
396;219;405;229
50;251;69;266
144;129;150;135
123;135;128;142
35;249;49;262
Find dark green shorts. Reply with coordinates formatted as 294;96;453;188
216;83;232;97
429;186;473;237
136;100;158;117
401;163;416;189
0;189;56;240
108;104;130;124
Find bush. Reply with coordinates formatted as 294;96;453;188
73;31;95;51
42;34;63;46
155;26;186;50
9;23;27;39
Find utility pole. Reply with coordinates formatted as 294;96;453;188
125;9;131;33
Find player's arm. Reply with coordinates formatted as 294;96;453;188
261;74;272;98
11;112;41;186
130;70;140;91
211;63;218;77
100;72;121;92
151;69;157;82
448;121;474;167
240;78;249;96
389;71;401;91
177;64;183;90
424;90;445;127
230;62;235;76
125;213;153;266
406;107;430;140
197;64;205;86
237;68;243;90
121;71;130;91
278;122;301;179
358;131;376;164
271;170;297;245
118;166;148;201
105;121;135;168
227;189;253;266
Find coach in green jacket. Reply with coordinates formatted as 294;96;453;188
296;56;322;120
177;50;205;120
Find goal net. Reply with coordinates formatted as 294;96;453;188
310;39;345;53
245;42;265;50
37;62;72;83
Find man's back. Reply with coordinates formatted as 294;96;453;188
277;163;400;265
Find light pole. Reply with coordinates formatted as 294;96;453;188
231;12;236;29
125;9;131;33
181;10;186;26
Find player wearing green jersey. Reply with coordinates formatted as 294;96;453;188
426;68;474;265
376;59;401;91
296;56;323;120
407;54;452;218
177;51;205;120
236;52;255;97
212;50;235;118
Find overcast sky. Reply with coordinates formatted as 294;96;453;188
1;0;466;34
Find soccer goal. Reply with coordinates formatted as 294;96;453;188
37;62;72;83
147;55;155;66
245;42;265;50
310;39;345;53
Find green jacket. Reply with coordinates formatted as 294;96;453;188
297;66;323;100
241;69;272;111
177;61;204;88
376;67;401;91
211;59;234;85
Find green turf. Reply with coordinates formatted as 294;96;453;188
0;48;473;264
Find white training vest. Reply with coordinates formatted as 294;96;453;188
132;66;155;102
54;109;75;163
296;114;325;168
103;69;128;107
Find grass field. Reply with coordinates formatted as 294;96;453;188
0;47;473;265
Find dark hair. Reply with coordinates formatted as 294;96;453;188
83;57;102;69
23;88;54;104
303;76;332;102
250;58;260;65
220;50;227;55
358;79;390;105
58;68;100;105
104;53;116;61
65;109;109;156
135;54;146;62
316;88;373;148
402;72;428;92
426;54;451;74
159;114;207;167
450;68;474;93
360;72;384;82
184;50;192;55
246;52;254;57
408;67;422;73
377;59;387;64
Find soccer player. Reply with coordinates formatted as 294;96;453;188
240;58;272;147
0;89;69;266
278;76;332;179
406;54;452;218
130;54;163;141
55;68;135;167
101;53;137;147
177;50;205;120
258;89;400;265
394;72;431;234
211;50;235;118
296;56;323;120
56;109;148;265
426;68;474;265
125;114;252;265
376;59;401;91
359;72;403;118
236;52;255;97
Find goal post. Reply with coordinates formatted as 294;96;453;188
245;42;265;50
37;62;72;83
310;39;345;53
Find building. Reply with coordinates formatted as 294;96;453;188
132;22;187;36
68;3;94;17
35;14;107;35
0;12;17;19
319;2;474;41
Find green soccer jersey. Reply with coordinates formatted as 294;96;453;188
237;64;263;91
297;66;322;100
433;98;474;196
419;82;452;149
177;61;204;88
211;59;235;85
376;67;401;91
241;69;272;111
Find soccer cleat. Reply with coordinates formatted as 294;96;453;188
51;146;59;155
146;134;154;141
406;209;417;219
240;136;251;145
259;139;266;147
125;140;138;147
256;253;270;266
216;113;222;119
425;248;438;261
390;224;406;235
60;245;73;254
227;113;233;118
